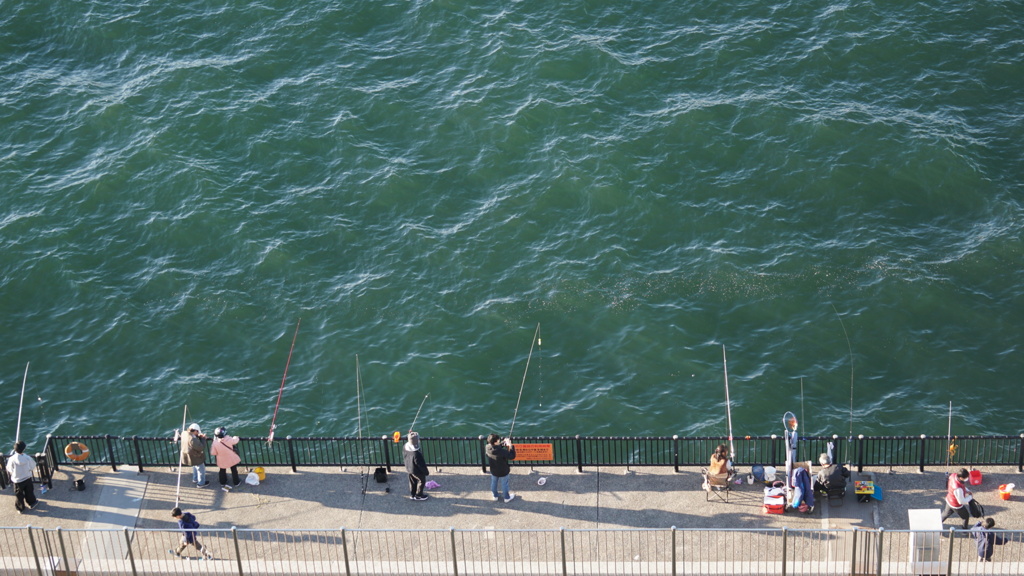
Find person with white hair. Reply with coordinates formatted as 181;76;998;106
180;423;209;487
814;452;850;493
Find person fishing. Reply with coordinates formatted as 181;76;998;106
814;453;850;493
403;431;429;501
486;433;517;502
180;423;209;487
708;444;734;476
210;427;242;491
6;441;38;513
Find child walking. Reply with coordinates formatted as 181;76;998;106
971;517;1007;562
169;507;214;560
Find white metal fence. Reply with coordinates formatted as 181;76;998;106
1;526;1022;575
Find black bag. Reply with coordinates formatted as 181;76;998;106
373;467;388;483
968;499;984;518
73;479;85;491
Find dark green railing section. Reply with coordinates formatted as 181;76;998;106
43;433;1024;474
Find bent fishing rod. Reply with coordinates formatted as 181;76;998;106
508;323;541;441
722;345;735;462
15;362;29;444
268;318;301;444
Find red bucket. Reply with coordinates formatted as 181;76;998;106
969;470;983;486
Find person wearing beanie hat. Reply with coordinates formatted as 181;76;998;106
403;431;429;501
180;423;209;487
486;433;517;503
210;427;242;491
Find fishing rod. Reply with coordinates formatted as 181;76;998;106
508;323;541;440
268;318;301;444
356;355;363;440
946;401;954;474
174;404;188;508
409;394;429;433
15;362;29;444
722;345;735;462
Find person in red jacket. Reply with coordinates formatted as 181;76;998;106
940;468;973;529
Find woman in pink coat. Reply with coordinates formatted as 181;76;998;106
210;427;242;491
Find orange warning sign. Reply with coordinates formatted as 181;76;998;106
514;443;554;461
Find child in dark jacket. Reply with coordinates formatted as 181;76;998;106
169;507;214;560
971;517;1006;562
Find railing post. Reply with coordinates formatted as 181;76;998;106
132;435;145;473
45;434;59;472
874;528;884;576
673;435;679;473
857;435;865;473
575;435;583;473
479;436;488;474
671;526;677;576
850;529;857;576
123;527;138;576
919;435;927;472
946;527;955;576
286;436;298;472
57;527;71;576
781;527;788;576
382;435;393;472
27;526;43;576
560;527;568;576
105;434;118;471
341;528;351;576
1018;434;1024;473
232;526;244;576
449;527;459;576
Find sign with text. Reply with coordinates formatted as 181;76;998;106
513;443;554;461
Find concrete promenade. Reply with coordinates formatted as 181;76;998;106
5;462;1023;533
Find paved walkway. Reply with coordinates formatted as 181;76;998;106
5;462;1022;533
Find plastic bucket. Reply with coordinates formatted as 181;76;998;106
969;470;983;485
254;466;266;481
999;484;1012;500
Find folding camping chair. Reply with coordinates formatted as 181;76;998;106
824;485;846;507
701;467;733;502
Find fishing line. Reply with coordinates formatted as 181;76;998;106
268;318;301;444
15;362;29;444
800;378;805;433
830;303;854;440
722;345;735;462
508;323;541;439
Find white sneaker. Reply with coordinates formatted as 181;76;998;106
504;493;516;503
492;496;500;501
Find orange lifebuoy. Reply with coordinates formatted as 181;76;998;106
65;442;90;462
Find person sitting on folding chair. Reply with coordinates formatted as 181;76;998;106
814;453;850;494
708;444;734;477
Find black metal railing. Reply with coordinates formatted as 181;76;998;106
41;432;1024;474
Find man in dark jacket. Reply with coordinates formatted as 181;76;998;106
813;453;850;493
485;433;516;502
403;432;429;501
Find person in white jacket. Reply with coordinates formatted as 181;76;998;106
210;427;242;491
6;441;38;513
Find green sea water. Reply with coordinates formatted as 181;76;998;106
2;0;1022;448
